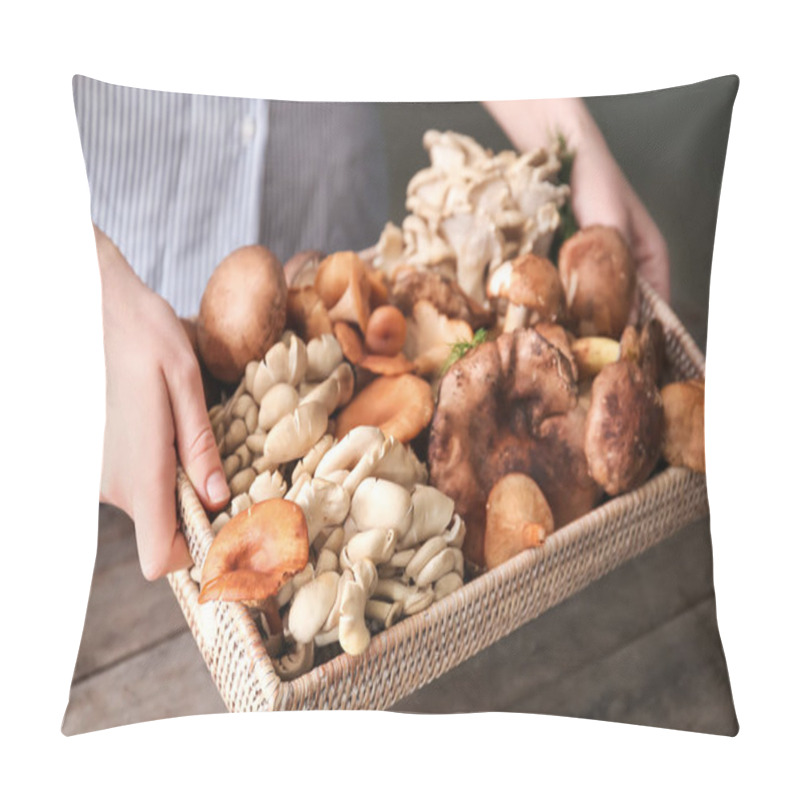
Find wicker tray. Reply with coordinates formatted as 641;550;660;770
168;278;708;712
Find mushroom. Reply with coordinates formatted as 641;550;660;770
262;401;329;467
314;251;371;334
389;267;495;330
661;379;705;473
558;225;635;338
284;249;324;288
584;359;665;495
365;305;407;356
287;571;341;644
338;560;377;656
402;300;474;377
198;498;309;606
286;286;333;342
334;374;434;444
197;244;288;383
428;327;578;566
273;640;315;681
483;473;554;569
349;478;414;539
486;253;564;333
305;333;344;381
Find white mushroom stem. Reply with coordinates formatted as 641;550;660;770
222;418;248;455
338;566;373;656
258;383;300;431
442;514;466;549
287;571;340;644
339;528;397;570
246;432;266;454
404;536;447;583
415;547;459;588
314;627;341;648
284;471;311;503
402;587;436;615
365;599;404;628
434;572;464;600
503;302;531;333
315;548;339;574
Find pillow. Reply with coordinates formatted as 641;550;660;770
62;75;738;736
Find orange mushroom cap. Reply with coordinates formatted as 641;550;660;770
199;499;309;605
334;373;434;443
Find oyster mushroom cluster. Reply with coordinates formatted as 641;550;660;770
206;330;354;529
374;130;570;305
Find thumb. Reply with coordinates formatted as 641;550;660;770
168;354;231;512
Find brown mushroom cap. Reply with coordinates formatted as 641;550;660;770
428;328;577;566
661;379;705;472
198;499;309;605
558;225;635;338
314;251;371;333
584;360;664;495
286;286;332;342
334;374;434;443
197;245;288;383
487;253;564;329
484;473;554;569
389;267;495;330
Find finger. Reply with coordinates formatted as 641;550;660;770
131;375;187;580
165;347;230;513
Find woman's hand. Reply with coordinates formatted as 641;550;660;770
94;226;230;580
483;98;670;301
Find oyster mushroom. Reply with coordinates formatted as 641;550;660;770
403;300;474;377
483;473;554;569
198;499;309;606
486;253;564;333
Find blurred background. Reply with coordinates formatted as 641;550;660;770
63;76;739;736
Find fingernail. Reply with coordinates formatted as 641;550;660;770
206;470;230;505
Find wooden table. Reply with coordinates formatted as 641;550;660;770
62;504;738;735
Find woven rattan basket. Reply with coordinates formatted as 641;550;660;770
168;278;708;712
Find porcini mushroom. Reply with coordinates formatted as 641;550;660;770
198;499;309;605
197;244;288;383
584;360;664;495
484;473;554;569
486;253;564;332
558;225;635;338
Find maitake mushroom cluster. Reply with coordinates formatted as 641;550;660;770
374;130;570;305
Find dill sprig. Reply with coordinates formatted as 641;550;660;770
550;132;579;259
440;328;489;375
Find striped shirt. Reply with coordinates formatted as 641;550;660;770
73;76;390;317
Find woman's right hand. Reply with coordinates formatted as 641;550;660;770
94;225;230;580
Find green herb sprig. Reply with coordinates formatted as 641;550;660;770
440;328;489;375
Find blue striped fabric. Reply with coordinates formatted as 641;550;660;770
73;76;389;317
